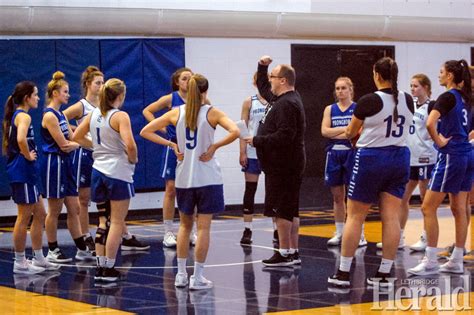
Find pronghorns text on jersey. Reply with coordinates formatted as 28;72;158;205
414;111;425;121
252;107;265;115
332;118;351;127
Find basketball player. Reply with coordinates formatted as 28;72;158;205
3;81;59;274
141;74;239;290
143;67;198;248
73;78;137;282
322;77;366;247
408;60;472;276
328;57;414;287
40;71;93;263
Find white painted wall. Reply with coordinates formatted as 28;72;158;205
0;36;472;216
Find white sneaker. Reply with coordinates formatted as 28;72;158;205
440;259;464;274
358;235;367;247
32;258;61;271
189;275;213;290
75;249;95;261
190;232;197;246
175;273;189;288
327;233;342;246
163;231;177;248
409;235;427;252
47;248;72;263
407;257;439;276
14;260;45;275
376;237;405;250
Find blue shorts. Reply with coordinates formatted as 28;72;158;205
428;152;471;193
160;146;177;181
73;148;93;188
10;183;40;204
324;149;354;187
176;185;225;215
409;164;435;181
348;147;410;204
91;168;135;203
471;148;474;183
241;158;262;175
40;153;78;199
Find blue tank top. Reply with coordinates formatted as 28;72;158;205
6;110;38;184
41;107;70;155
326;102;356;150
166;91;185;141
436;89;471;154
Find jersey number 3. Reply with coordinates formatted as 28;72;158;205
384;115;406;138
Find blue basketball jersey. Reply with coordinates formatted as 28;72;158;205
326;102;356;150
166;91;185;141
41;107;70;155
436;89;471;154
6;109;37;184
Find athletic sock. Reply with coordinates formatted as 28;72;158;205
339;256;353;272
378;258;393;273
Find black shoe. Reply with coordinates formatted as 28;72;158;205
102;267;121;282
84;236;96;252
121;235;150;251
328;269;350;287
94;267;103;281
367;271;394;287
290;251;301;265
262;252;293;267
272;230;279;249
240;228;252;245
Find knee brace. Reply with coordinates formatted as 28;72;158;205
243;182;258;215
97;201;111;227
95;227;109;246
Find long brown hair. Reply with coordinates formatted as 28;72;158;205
171;67;193;91
99;78;126;116
185;74;209;131
2;81;36;155
81;66;104;97
444;59;472;105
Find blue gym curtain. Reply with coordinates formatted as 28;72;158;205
0;38;185;198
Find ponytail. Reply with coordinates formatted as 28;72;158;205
2;96;15;155
185;74;209;131
2;81;37;155
99;78;126;116
444;59;472;105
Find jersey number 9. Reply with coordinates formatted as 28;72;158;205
185;127;197;150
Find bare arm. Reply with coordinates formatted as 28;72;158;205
239;97;251;167
63;101;84;121
15;113;37;161
426;109;451;148
345;115;364;139
42;112;80;153
142;94;172;123
200;108;239;162
321;105;346;139
71;113;93;149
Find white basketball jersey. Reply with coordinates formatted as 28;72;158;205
357;91;413;148
407;100;437;166
175;104;223;189
77;99;97;143
246;95;267;159
90;108;135;183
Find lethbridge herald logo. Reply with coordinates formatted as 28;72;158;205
371;276;472;311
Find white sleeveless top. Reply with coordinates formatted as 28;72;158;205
246;95;267;159
175;104;223;189
357;91;413;148
77;98;96;144
90;108;135;183
407;99;437;166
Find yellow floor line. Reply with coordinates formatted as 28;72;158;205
0;286;133;314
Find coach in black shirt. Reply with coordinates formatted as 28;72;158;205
245;55;306;267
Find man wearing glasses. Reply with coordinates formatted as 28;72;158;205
245;55;306;267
